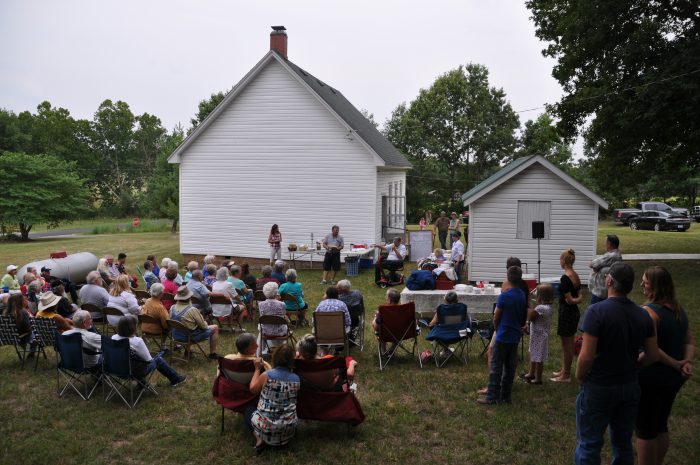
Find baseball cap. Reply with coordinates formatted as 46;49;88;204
6;265;17;272
41;266;51;272
608;262;634;294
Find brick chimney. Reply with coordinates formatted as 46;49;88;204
270;26;287;58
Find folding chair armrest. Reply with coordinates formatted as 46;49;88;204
417;319;431;328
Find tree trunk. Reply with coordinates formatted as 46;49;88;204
19;223;32;241
170;218;178;234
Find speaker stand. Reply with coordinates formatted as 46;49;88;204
537;237;541;284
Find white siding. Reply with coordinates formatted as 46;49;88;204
467;163;598;284
376;169;407;241
178;60;379;258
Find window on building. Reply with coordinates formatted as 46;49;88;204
516;201;551;239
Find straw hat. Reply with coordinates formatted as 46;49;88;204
38;291;61;311
174;285;193;301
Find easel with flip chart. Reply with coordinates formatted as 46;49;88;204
408;230;433;262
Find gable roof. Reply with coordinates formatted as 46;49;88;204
461;155;609;209
169;51;411;168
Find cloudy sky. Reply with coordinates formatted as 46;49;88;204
1;0;564;135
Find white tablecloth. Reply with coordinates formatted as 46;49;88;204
400;287;501;318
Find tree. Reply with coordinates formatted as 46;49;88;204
385;64;520;218
189;91;227;133
145;126;184;233
517;113;574;170
0;152;90;241
527;0;700;206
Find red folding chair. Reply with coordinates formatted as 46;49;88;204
375;302;422;371
212;357;259;434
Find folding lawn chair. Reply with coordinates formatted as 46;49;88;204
0;315;33;369
209;295;243;333
101;336;157;408
473;303;497;358
134;290;150;305
30;317;58;371
101;307;124;335
252;290;266;320
212;357;259;434
313;312;348;357
80;303;104;324
138;314;169;352
347;302;365;351
56;332;101;400
375;302;421;371
166;319;208;363
258;315;296;356
423;304;473;368
281;293;303;326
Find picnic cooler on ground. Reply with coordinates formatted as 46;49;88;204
345;257;359;277
359;258;374;269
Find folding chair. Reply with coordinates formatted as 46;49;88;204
138;314;169;352
30;317;58;372
375;302;421;371
474;303;496;358
424;305;472;368
258;315;296;356
56;332;101;400
347;303;365;351
281;293;303;326
80;303;104;324
0;315;33;368
252;290;266;320
101;336;157;408
313;312;348;357
101;307;124;335
162;292;175;303
212;357;260;433
209;295;243;333
134;290;150;305
166;319;208;363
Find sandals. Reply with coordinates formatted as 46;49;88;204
550;376;571;383
519;373;535;381
526;379;543;385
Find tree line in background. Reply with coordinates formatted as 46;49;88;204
1;1;697;238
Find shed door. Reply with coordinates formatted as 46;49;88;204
516;201;551;239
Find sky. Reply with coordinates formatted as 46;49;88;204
1;0;566;141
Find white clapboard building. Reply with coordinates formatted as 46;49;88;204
169;27;410;262
461;155;608;284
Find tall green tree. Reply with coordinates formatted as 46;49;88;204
385;64;520;218
189;91;227;133
527;0;700;206
0;152;90;240
145;126;184;233
517;113;574;170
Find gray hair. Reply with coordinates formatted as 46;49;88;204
86;270;101;285
216;267;229;282
187;261;199;272
161;257;171;268
149;283;164;297
28;280;42;293
203;254;216;265
235;332;257;354
72;310;91;327
192;269;204;280
337;279;351;293
167;260;178;270
262;281;279;299
445;290;458;304
274;260;285;272
386;288;401;304
261;265;273;277
285;268;297;282
230;264;241;276
296;334;317;359
205;264;217;276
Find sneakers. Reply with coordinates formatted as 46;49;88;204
476;397;498;405
170;375;187;387
330;280;337;285
320;280;327;285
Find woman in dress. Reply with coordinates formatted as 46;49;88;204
551;249;581;382
636;266;695;465
248;344;300;453
268;224;282;266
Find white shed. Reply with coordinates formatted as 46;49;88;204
461;155;608;284
168;27;410;263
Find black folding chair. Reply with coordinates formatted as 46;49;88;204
30;317;57;371
101;336;157;408
347;303;365;351
0;315;33;368
56;332;101;400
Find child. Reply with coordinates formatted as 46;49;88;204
477;266;527;405
521;283;554;385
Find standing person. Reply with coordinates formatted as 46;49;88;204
636;266;695;465
321;225;344;285
522;283;555;385
575;263;659;465
448;212;461;246
418;217;426;230
268;224;282;265
477;266;527;405
552;249;582;383
424;210;432;226
248;345;300;453
433;211;450;249
588;234;622;304
450;232;465;282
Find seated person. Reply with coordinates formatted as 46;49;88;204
201;255;216;279
169;286;220;359
140;283;169;335
51;280;78;319
63;310;102;370
336;279;365;335
186;269;214;316
79;271;110;320
3;293;34;348
36;292;74;333
112;315;186;387
211;267;242;320
241;263;257;294
258;282;290;355
203;264;218;287
184;261;198;284
425;291;471;343
97;259;113;287
374;236;406;282
142;260;160;291
314;286;351;333
256;265;279;291
271;260;287;285
371;288;405;353
222;332;271;383
433;248;446;264
22;266;42;287
278;269;308;324
41;266;78;303
161;267;180;311
107;275;141;327
228;265;253;310
296;334;357;390
1;265;20;290
147;254;160;278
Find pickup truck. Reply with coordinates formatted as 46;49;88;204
613;202;689;225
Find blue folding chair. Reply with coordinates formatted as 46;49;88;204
101;336;158;408
56;332;101;400
424;303;473;367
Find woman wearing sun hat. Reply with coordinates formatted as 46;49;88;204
1;265;20;291
169;285;220;359
36;291;74;332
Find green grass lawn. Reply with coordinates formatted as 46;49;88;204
1;232;698;465
598;220;700;254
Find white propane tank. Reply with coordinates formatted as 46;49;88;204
18;252;99;284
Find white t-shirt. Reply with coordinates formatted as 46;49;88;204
451;241;465;262
111;334;152;362
387;244;407;261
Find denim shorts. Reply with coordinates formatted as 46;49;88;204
191;328;212;342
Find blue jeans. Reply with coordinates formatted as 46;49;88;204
487;341;519;403
575;381;640;465
438;231;447;249
143;351;181;384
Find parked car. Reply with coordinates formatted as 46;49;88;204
629;211;691;232
693;206;700;223
614;201;689;225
